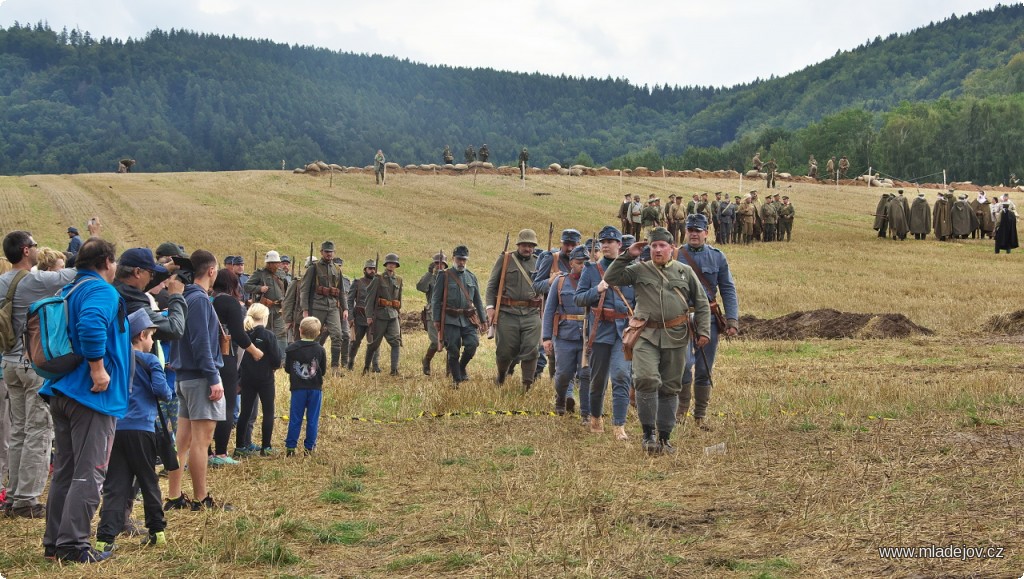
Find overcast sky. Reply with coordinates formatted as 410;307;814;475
0;0;1007;88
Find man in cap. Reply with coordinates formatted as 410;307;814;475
364;253;403;375
224;256;249;303
909;192;932;240
777;196;795;241
478;144;490;163
374;150;386;185
114;248;185;341
604;227;710;454
542;245;589;417
65;227;83;265
719;196;737;245
933;190;953;241
487;229;542;390
667;195;685;242
759;195;778;242
676;214;739;430
347;260;380;372
327;257;353;369
629;195;643;238
417;251;448;375
710;192;723;243
299;241;349;373
641;199;661;237
432;245;486;385
246;251;289;353
575;226;635;439
465;145;476;164
764;158;778;189
518;147;529;180
278;255;292;284
443;145;454;165
618;193;632;234
533;229;582;376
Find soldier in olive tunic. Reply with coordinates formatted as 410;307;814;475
443;145;454;165
245;250;289;353
777;196;795;241
431;245;487;385
364;253;404;376
486;229;542;390
299;241;349;372
348;260;380;372
518;148;529;180
759;197;778;242
604;227;711;455
417;252;447;376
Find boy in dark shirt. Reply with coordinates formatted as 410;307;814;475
284;317;327;456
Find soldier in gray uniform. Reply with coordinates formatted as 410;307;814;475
486;229;542;390
364;253;403;376
604;227;711;454
299;241;349;373
431;245;487;385
245;250;289;354
348;260;380;372
329;257;353;368
417;251;447;375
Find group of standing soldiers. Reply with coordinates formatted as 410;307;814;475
873;189;1019;252
753;152;850;184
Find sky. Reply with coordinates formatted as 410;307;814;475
0;0;1008;88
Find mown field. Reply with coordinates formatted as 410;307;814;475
1;169;1022;578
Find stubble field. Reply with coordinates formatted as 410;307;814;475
1;169;1022;578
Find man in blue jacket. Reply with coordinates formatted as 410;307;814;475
41;238;130;564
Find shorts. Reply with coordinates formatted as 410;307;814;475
176;377;226;421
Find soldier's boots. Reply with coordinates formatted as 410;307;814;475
658;432;676;455
520;358;537;392
694;386;712;426
447;356;464;387
389;347;400;376
546;354;556;377
422;347;437;376
495;360;511;386
554;394;567;416
457;351;473;383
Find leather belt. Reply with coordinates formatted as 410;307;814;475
594;308;628;321
315;287;340;297
555;314;585;322
377;298;401;309
500;296;542;308
646;314;688;329
445;307;475;316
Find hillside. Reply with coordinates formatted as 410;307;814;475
0;4;1023;175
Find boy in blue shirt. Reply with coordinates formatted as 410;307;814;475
284;317;327;456
95;309;174;552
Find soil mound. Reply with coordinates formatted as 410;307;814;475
401;310;424;333
738;309;934;340
982;310;1024;334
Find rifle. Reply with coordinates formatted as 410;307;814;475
547;222;554;252
438;248;447;348
305;241;315;318
490;232;510;338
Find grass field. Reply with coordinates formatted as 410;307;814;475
1;170;1022;578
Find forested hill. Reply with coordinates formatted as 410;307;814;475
0;4;1022;175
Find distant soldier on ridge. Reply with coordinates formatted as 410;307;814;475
374;149;386;185
478;144;490;163
118;158;136;173
443;145;454;165
518;147;529;180
838;156;850;179
751;152;762;172
465;145;476;164
807;155;817;178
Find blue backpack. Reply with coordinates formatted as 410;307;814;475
24;277;99;380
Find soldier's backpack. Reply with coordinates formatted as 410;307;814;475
0;270;29;353
24;277;98;380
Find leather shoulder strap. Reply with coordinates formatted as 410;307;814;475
677;246;715;298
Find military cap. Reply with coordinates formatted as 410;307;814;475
280;255;291;263
714;191;722;196
321;241;335;252
453;245;469;258
264;250;281;263
156;241;184;258
700;192;708;197
782;196;789;200
598;225;623;242
561;229;582;244
668;194;676;199
648;193;655;199
431;252;448;265
384;253;400;267
734;195;741;200
648;227;674;243
67;226;79;234
235;255;245;265
516;229;539;246
621;235;635;250
685;214;709;231
224;255;238;265
568;246;589;261
363;259;377;269
332;257;344;266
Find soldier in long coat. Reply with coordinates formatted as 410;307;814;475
933;191;953;241
887;192;910;240
950;194;979;238
909;192;931;240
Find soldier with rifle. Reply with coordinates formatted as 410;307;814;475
245;250;289;354
443;145;454;165
533;226;580;378
363;253;403;376
417;251;447;375
575;225;635;440
518;147;529;180
347;259;380;372
542;245;589;417
486;230;542;390
465;145;476;164
299;241;349;374
431;245;486;386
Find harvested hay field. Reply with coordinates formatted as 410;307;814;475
739;309;934;340
983;310;1024;334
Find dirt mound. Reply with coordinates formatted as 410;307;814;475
401;310;424;333
738;309;934;340
982;310;1024;334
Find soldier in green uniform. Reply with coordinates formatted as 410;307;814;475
347;260;380;372
604;227;711;454
759;196;778;242
364;253;403;376
465;145;476;164
299;241;349;373
374;150;386;185
764;158;778;189
331;257;353;367
417;252;447;376
245;250;289;353
518;147;529;180
641;199;661;238
432;245;487;385
838;156;850;179
486;229;542;390
777;196;795;241
443;145;454;165
771;194;784;242
478;144;490;163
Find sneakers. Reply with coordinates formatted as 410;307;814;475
191;495;233;512
95;540;115;553
232;445;258;458
303;448;315;456
286;448;296;457
12;503;46;518
140;531;167;547
163;493;191;511
613;425;629;441
641;434;662;455
209;455;240;467
59;547;112;563
259;447;277;457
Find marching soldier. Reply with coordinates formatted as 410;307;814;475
443;145;454;165
518;147;529;180
299;241;349;373
374;150;386;185
417;251;447;375
764;158;778;189
432;245;487;385
534;229;581;295
676;214;739;430
604;227;710;454
777;196;795;241
348;260;380;372
364;253;403;376
487;229;542;390
575;226;635;440
245;250;289;353
542;246;589;418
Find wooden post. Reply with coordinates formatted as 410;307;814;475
330;165;334;188
943;169;947;189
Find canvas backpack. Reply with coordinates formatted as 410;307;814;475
0;270;29;353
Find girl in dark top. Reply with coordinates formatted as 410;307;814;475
237;303;282;456
210;268;263;466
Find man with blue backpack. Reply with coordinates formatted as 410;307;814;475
38;238;131;563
